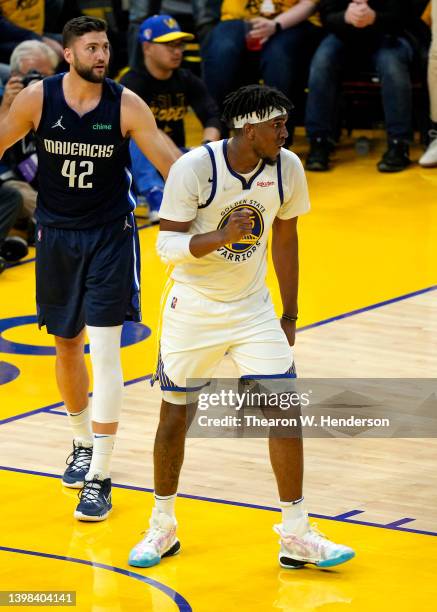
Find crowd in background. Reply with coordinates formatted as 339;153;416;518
0;0;436;273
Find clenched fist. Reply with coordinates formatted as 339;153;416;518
221;208;254;244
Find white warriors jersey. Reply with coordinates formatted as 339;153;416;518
159;139;311;301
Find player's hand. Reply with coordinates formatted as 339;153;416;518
221;209;253;244
1;76;24;111
280;318;296;347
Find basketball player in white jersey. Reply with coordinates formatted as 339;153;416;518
129;85;355;569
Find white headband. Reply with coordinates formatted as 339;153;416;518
232;107;286;129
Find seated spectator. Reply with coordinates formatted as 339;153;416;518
0;40;59;242
305;0;414;173
120;14;221;221
0;0;64;65
126;0;222;71
201;0;322;136
192;0;222;45
419;0;437;166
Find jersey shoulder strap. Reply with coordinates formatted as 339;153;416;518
198;143;217;209
277;150;284;206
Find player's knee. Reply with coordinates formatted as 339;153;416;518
55;330;85;356
87;325;122;369
158;401;188;434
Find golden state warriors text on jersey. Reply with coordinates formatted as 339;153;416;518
217;200;265;261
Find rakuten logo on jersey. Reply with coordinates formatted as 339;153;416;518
256;181;275;187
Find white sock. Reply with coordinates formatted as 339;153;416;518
280;497;309;536
86;433;115;480
154;493;177;519
66;404;92;446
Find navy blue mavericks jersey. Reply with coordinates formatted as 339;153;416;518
34;74;136;228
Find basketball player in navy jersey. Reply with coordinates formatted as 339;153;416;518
0;16;179;522
128;85;355;570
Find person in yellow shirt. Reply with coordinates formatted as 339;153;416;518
0;0;63;66
0;0;45;35
202;0;322;139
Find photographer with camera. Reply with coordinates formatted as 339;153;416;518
0;40;59;249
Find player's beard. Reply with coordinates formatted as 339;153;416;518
254;145;279;166
262;156;278;166
73;57;108;83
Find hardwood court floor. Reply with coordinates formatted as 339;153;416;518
0;128;436;610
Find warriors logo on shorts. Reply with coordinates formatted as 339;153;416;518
217;204;264;254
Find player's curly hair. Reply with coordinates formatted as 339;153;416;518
221;85;293;128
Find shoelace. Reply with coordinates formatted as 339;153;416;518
308;523;327;540
136;524;172;552
78;479;102;503
276;522;328;555
66;445;92;470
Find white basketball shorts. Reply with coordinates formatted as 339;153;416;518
152;282;296;405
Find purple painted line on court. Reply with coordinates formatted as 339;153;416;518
384;517;416;528
124;374;151;387
5;256;36;269
332;510;365;520
0;375;152;425
297;284;437;333
0;401;64;425
0;545;192;611
1;465;436;538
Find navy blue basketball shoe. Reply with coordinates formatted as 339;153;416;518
62;441;93;488
74;476;112;522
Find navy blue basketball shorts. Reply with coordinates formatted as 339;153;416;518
35;212;141;338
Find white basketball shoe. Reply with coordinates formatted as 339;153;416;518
274;523;355;569
419;133;437;167
128;508;180;568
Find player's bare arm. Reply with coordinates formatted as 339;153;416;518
160;209;254;259
272;216;299;346
120;88;180;179
0;82;43;159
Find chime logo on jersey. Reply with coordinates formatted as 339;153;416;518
217;203;264;254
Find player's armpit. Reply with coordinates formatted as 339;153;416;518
272;215;298;237
120;89;180;179
0;85;40;158
160;219;192;232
